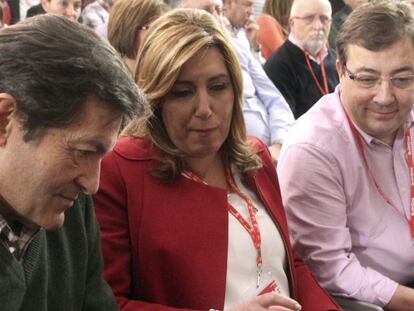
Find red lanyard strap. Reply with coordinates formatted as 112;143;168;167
183;169;263;287
225;168;263;288
405;131;414;237
304;50;329;96
343;109;414;237
225;168;262;263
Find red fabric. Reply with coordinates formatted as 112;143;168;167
94;136;341;311
2;1;11;25
257;13;286;59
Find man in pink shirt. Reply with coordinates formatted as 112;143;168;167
278;1;414;310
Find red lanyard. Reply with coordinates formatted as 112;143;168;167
304;50;329;96
405;131;414;238
225;168;262;288
183;169;263;287
344;111;414;237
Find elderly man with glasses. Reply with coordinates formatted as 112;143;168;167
278;1;414;310
264;0;339;119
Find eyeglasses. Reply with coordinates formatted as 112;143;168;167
292;14;331;26
344;65;414;89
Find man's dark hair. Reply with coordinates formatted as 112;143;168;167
336;0;414;67
0;14;148;141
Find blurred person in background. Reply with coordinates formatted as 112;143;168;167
107;0;167;73
264;0;339;119
1;0;11;25
257;0;293;60
82;0;115;32
328;0;368;47
223;0;263;62
40;0;82;20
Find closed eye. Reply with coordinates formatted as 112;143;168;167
168;89;194;99
71;148;97;165
392;76;414;88
392;76;414;83
210;82;230;92
355;76;378;82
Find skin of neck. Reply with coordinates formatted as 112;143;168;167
185;152;229;189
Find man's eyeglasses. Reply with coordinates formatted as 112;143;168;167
344;65;414;89
292;14;331;26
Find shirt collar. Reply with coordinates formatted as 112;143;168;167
0;213;39;260
288;34;328;63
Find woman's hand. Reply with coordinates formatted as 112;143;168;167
226;292;302;311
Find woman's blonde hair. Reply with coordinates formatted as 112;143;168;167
263;0;293;36
108;0;168;59
123;8;261;181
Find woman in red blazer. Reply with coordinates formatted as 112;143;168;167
94;8;341;311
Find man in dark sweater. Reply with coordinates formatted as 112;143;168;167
0;15;147;310
264;0;339;119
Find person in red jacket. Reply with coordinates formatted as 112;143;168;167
94;8;341;311
257;0;293;59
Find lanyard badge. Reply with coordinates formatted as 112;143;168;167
344;110;414;238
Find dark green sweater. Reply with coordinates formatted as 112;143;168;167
0;194;118;311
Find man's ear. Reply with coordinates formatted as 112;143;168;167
0;93;17;147
336;59;344;77
40;0;49;12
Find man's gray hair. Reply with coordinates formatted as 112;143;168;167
0;14;148;141
290;0;332;18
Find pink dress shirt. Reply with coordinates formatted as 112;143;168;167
277;86;414;306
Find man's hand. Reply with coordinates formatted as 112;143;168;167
385;285;414;311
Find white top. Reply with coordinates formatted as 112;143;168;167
224;169;289;309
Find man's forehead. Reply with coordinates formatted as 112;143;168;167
345;40;414;72
292;0;331;16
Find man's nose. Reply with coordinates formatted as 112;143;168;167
312;15;324;28
372;79;396;105
75;159;101;195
